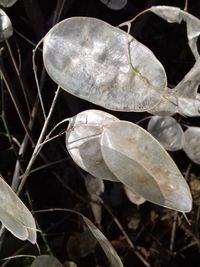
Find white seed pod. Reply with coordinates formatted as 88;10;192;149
43;17;167;112
150;6;200;59
147;116;184;151
31;255;63;267
183;127;200;164
148;89;177;116
100;121;192;212
0;0;17;8
0;176;37;244
66;110;119;181
0;9;13;41
100;0;127;10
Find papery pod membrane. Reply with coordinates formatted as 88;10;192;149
66;110;119;181
0;0;17;8
175;57;200;117
0;9;13;41
149;7;200;117
43;17;167;111
100;121;192;212
147;116;184;151
148;89;177;116
150;5;200;59
31;255;63;267
0;176;37;243
124;186;146;205
183;127;200;164
100;0;127;10
150;50;200;117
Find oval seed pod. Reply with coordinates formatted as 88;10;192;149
0;0;17;8
66;110;119;181
100;121;192;212
147;116;184;151
43;17;167;112
0;9;13;41
183;127;200;164
0;176;37;244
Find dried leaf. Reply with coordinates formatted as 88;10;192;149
43;17;167;111
85;174;104;225
0;176;37;243
147;116;184;151
100;121;192;212
0;9;13;41
66;110;119;181
150;5;200;59
183;127;200;164
0;0;17;8
31;255;63;267
100;0;127;10
124;186;146;206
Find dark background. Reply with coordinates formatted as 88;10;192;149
1;0;200;266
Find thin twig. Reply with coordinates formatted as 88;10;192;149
32;39;46;120
0;255;36;266
169;212;178;251
0;59;34;144
169;162;193;251
102;202;150;267
14;29;43;52
29;158;69;174
5;40;31;116
184;0;189;12
17;86;61;195
11;98;39;191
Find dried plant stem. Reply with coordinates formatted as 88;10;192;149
17;86;61;195
26;191;53;256
0;255;36;267
34;208;150;267
169;212;178;251
11;98;40;191
169;162;192;251
32;39;46;119
184;0;189;12
102;202;150;267
0;59;34;144
5;40;31;116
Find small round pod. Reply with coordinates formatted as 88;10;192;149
147;116;184;151
183;127;200;164
100;121;192;212
100;0;127;10
66;110;119;181
0;9;13;41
